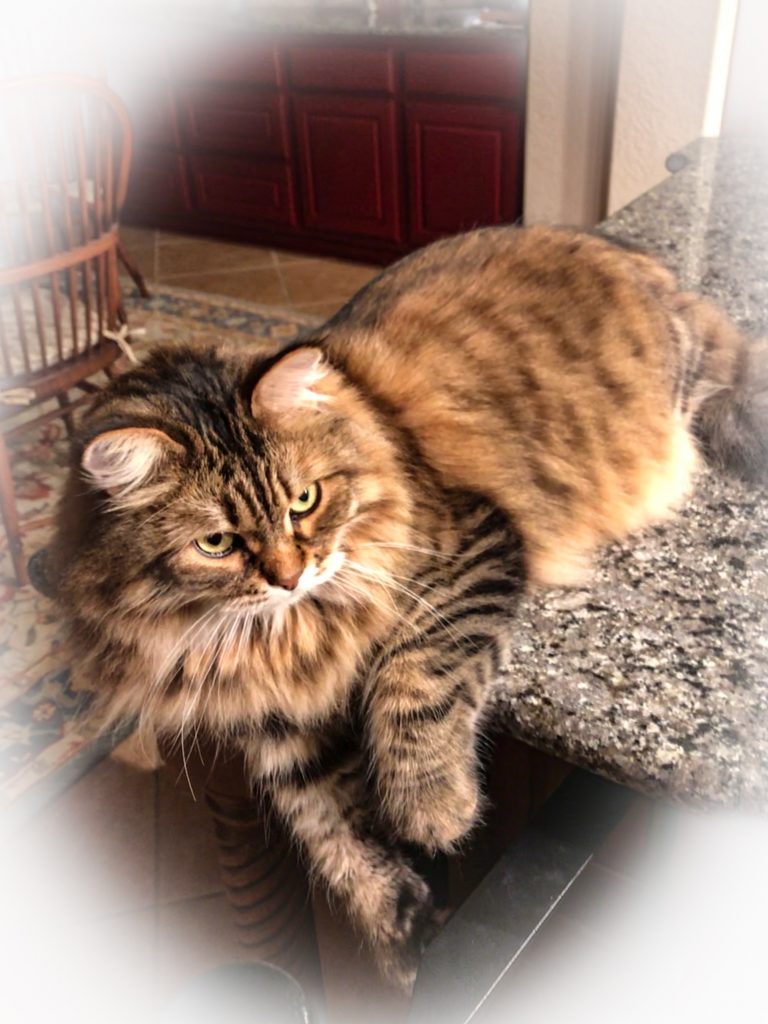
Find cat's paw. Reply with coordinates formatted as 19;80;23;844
389;775;481;854
373;867;438;992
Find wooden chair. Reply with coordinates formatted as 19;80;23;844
0;75;136;585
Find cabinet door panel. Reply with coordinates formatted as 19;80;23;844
180;86;289;158
294;95;402;240
407;101;522;244
189;154;296;225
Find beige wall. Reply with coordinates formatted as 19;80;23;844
722;0;768;134
607;0;729;214
525;0;738;225
524;0;623;226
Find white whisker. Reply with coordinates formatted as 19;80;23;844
358;540;458;562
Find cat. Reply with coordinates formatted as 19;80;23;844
49;225;768;988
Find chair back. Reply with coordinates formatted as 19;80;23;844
0;75;133;391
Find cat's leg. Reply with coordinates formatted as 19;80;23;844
242;725;435;991
366;500;525;853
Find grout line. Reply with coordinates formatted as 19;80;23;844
271;255;292;306
156;263;279;284
466;854;594;1023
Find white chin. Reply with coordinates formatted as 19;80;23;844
227;553;347;615
296;550;346;593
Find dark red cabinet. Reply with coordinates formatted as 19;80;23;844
287;44;396;93
189;154;296;225
122;31;527;262
294;94;402;240
407;101;522;244
179;86;289;158
125;148;192;218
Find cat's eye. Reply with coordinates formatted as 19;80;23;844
289;482;321;519
194;532;236;558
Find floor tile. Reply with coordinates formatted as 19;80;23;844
279;256;379;306
156;237;276;278
119;225;157;250
3;756;157;923
2;905;159;1024
156;758;224;905
155;893;244;1003
554;861;636;933
272;247;317;265
119;242;156;282
153;266;288;305
593;794;654;877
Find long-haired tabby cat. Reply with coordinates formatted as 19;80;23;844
51;226;768;988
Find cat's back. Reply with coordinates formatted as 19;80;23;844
318;225;702;585
325;224;675;349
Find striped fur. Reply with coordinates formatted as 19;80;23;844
51;226;766;988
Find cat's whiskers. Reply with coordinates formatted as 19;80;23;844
172;607;230;792
176;603;253;789
359;540;459;562
332;569;401;620
142;602;234;786
151;604;220;697
343;560;468;647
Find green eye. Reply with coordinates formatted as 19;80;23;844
194;532;236;557
289;482;321;518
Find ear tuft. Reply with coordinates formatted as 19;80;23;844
82;427;180;500
252;347;330;417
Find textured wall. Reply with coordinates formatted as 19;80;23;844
607;0;724;214
524;0;623;226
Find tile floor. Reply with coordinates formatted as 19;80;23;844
119;224;382;320
2;745;242;1021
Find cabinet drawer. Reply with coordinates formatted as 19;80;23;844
172;38;282;86
404;44;525;102
189;154;296;225
180;87;289;158
125;149;191;216
288;45;396;93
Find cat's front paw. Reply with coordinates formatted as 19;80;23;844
373;867;438;992
388;774;481;854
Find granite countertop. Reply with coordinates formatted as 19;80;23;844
491;138;768;808
214;4;526;38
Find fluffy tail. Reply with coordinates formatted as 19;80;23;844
694;336;768;484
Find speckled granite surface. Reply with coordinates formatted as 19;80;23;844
203;4;525;38
491;138;768;807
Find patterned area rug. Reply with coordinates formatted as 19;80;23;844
0;285;320;822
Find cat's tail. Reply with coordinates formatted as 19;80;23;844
684;294;768;483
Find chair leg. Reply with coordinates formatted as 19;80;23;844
57;393;76;438
204;771;322;991
117;240;150;298
0;432;28;586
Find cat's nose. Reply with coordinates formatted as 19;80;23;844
272;568;302;591
261;547;303;591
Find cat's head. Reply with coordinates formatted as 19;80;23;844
55;344;413;628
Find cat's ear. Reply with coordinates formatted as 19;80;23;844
251;346;330;418
81;427;183;500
